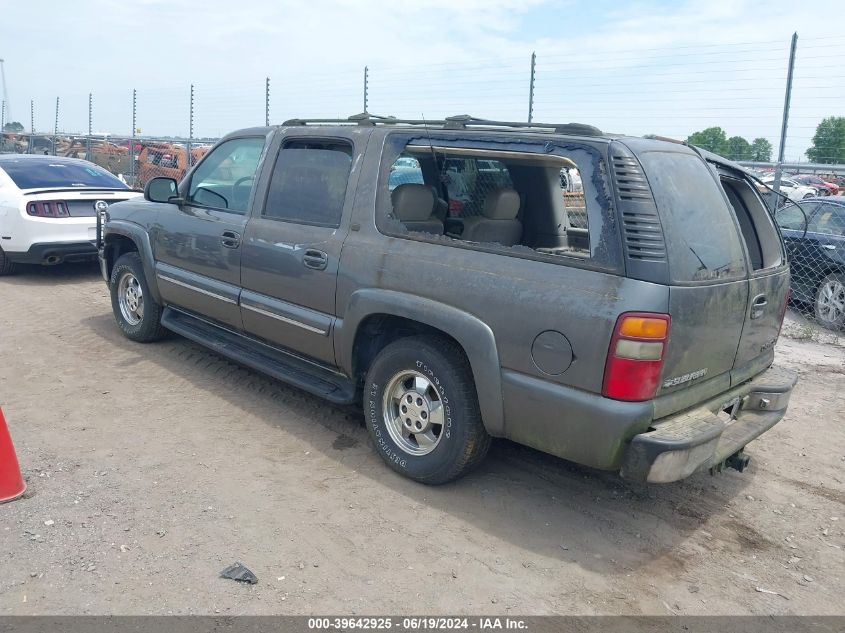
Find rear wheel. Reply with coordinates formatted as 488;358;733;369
0;246;17;276
815;273;845;330
364;335;490;484
110;252;167;342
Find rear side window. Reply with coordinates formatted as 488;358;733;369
810;203;845;235
776;203;813;230
383;143;601;262
263;141;353;227
640;152;746;282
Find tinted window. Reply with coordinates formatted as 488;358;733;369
640;152;746;282
263;143;352;227
776;203;813;231
188;137;265;214
0;158;128;190
810;203;845;236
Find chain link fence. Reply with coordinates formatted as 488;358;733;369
0;132;214;188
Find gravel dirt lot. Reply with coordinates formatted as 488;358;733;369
0;263;843;615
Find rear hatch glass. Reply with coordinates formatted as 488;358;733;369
639;152;746;283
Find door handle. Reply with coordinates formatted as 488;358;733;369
750;294;768;319
302;249;328;271
221;230;241;249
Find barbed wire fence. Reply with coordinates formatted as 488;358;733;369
1;34;844;333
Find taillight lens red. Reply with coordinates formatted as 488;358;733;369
448;199;465;215
603;312;671;402
26;201;69;217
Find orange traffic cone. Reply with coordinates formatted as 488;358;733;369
0;408;26;503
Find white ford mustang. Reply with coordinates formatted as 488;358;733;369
0;154;140;275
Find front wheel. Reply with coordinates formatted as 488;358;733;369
364;335;490;484
815;273;845;330
109;252;167;342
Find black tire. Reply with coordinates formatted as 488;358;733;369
364;335;490;484
814;272;845;330
109;252;167;342
0;246;17;276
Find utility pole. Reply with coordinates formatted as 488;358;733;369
130;89;137;186
188;84;194;167
527;51;536;123
773;32;798;199
52;96;59;156
363;66;369;114
87;93;93;159
1;100;5;133
0;59;9;123
28;99;33;153
265;77;270;127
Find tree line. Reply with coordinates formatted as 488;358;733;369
685;116;845;164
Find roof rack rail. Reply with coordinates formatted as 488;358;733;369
280;113;603;136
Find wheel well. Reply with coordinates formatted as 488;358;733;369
351;314;468;382
105;235;139;278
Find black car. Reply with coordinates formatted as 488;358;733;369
776;196;845;328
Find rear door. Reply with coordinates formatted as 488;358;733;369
636;150;749;396
776;201;820;303
716;169;790;380
239;132;363;365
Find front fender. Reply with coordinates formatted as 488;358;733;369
103;220;160;303
337;289;504;436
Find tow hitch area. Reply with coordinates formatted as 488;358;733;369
710;449;751;475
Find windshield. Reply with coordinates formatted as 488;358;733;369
1;159;129;190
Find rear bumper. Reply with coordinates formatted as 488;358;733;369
621;364;798;483
5;241;99;265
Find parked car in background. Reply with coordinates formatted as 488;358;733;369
792;174;839;196
761;175;816;202
776;196;845;328
137;143;210;188
0;155;139;274
559;167;583;192
99;116;796;486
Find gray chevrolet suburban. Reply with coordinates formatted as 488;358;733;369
98;114;797;485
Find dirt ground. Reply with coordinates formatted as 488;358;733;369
0;263;843;615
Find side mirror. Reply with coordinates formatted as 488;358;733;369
144;177;180;203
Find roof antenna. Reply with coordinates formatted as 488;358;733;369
421;112;440;178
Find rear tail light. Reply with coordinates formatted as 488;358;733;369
26;201;69;217
603;312;671;402
448;199;465;215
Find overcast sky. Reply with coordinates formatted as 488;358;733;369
2;0;844;160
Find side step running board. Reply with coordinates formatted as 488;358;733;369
161;307;357;405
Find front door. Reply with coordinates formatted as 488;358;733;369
240;135;360;365
153;136;266;329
